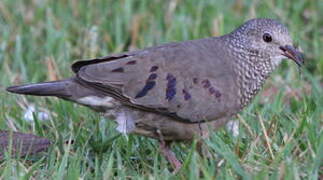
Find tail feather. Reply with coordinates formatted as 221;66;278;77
6;80;72;97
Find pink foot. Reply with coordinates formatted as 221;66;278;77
159;141;182;173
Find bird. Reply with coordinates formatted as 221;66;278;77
6;18;304;171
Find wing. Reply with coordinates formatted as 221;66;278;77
74;38;240;122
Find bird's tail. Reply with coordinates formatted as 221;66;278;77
7;78;110;112
6;79;73;98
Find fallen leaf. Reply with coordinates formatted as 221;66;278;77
0;131;51;160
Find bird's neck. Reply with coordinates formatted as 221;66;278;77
223;35;278;108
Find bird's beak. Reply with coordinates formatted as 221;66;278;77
279;45;304;67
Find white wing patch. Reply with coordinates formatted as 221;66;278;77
77;96;116;108
78;96;135;134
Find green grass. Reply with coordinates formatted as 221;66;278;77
0;0;322;179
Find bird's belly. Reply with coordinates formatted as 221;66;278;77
77;95;230;141
106;106;229;141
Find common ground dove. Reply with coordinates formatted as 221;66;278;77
6;18;304;171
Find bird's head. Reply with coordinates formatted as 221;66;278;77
230;18;304;68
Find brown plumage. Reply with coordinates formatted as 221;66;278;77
6;18;304;171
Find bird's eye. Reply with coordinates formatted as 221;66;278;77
263;33;272;42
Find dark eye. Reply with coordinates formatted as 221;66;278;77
263;33;272;42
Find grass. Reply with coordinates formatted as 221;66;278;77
0;0;322;179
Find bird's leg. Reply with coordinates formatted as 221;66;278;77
159;140;182;173
156;129;182;173
196;140;212;159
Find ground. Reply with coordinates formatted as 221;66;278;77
0;0;322;179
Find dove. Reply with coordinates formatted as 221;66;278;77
6;18;304;171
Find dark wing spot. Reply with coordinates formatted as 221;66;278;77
201;79;222;99
209;87;215;94
166;73;176;101
167;74;176;85
135;73;158;99
209;87;221;98
182;89;191;100
111;67;124;73
214;90;221;98
150;66;159;72
201;79;211;88
135;81;156;98
126;60;136;65
147;73;158;81
166;89;176;101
